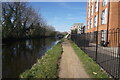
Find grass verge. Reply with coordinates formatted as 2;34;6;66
20;40;63;78
70;40;109;78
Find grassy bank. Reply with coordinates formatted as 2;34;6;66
70;40;109;78
20;40;63;78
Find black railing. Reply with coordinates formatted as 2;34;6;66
71;28;120;79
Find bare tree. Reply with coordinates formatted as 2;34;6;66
2;2;57;39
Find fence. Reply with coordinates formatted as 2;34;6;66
71;28;120;79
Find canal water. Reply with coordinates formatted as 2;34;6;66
2;38;59;78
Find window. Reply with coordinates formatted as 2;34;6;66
101;30;107;41
88;0;90;6
92;5;94;15
88;9;90;18
94;15;98;27
92;0;94;3
89;32;93;42
101;10;105;24
88;10;89;18
94;31;98;41
101;9;107;24
102;0;107;7
90;7;92;16
95;0;98;12
90;19;92;28
92;18;93;28
87;21;89;26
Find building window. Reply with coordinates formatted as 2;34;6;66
90;19;92;28
88;9;89;18
92;0;94;3
88;21;89;29
88;9;90;18
92;18;93;28
101;9;107;24
94;15;98;27
101;30;107;42
95;0;98;12
87;21;89;29
92;5;94;15
87;21;89;26
88;0;90;6
89;32;93;42
102;0;107;7
94;31;98;42
90;7;92;16
88;21;90;29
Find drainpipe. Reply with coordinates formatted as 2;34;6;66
106;0;110;47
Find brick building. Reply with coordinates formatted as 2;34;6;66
86;0;120;46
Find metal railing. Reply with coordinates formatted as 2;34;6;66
71;28;120;79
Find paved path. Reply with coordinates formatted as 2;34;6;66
59;39;89;78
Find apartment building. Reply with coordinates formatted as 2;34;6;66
70;23;85;34
86;0;120;46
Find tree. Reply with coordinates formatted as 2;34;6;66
2;2;14;38
0;2;2;34
2;2;57;40
71;29;78;34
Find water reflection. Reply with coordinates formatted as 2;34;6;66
2;38;58;78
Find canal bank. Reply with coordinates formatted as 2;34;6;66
20;40;63;78
2;38;59;78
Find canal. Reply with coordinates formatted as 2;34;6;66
2;38;59;78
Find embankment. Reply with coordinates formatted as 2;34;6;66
20;40;63;78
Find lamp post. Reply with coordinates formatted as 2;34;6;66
95;0;99;61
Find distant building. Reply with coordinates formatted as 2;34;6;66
70;23;85;34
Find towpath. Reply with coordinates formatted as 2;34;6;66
59;39;89;78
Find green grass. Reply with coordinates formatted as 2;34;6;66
20;41;63;78
70;40;109;78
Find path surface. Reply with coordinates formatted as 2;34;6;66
59;39;89;78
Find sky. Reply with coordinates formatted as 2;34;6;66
29;2;87;32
